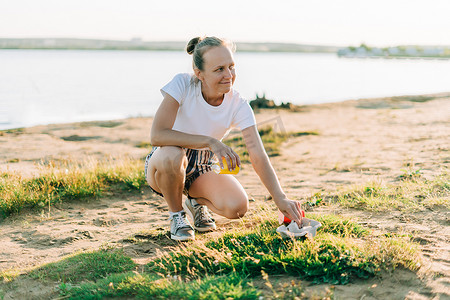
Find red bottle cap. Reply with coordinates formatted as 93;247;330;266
278;210;305;225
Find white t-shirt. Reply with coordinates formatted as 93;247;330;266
160;73;256;142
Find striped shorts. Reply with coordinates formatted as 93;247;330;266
144;146;215;197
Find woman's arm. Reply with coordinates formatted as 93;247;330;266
242;125;303;224
151;94;240;169
151;94;213;148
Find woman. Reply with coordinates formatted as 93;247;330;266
145;36;303;241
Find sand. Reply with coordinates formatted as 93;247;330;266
0;93;449;299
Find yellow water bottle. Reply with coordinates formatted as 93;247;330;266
212;157;240;175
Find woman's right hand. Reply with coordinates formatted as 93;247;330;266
208;138;241;171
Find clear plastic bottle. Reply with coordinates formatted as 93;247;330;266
211;157;240;175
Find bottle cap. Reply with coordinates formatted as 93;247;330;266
278;209;305;225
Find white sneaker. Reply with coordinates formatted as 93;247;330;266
276;218;322;239
169;211;195;241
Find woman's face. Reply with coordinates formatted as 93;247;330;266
196;46;236;97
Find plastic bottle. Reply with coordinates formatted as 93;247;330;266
211;157;240;175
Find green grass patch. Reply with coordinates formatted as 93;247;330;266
79;120;124;128
29;249;136;283
60;273;260;300
147;213;419;285
135;141;152;148
310;214;369;238
223;126;318;161
398;167;424;181
60;135;101;141
0;158;146;219
391;95;435;103
0;127;25;135
0;269;21;283
335;172;449;211
305;172;449;211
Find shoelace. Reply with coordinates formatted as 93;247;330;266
172;213;190;229
195;205;214;223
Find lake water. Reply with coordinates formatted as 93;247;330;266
1;49;449;129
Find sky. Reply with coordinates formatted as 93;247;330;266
1;0;450;47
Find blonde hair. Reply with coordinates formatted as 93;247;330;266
186;36;236;71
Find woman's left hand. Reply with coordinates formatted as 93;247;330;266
274;197;303;224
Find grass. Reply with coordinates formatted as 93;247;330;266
29;249;137;283
305;171;449;211
391;95;435;103
0;269;21;283
79;120;124;128
59;273;260;300
1;210;420;299
223;126;318;161
147;214;419;286
0;127;24;135
136;141;152;148
0;158;146;219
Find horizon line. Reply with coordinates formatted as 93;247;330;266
1;37;449;48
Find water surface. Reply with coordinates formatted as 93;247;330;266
1;50;449;129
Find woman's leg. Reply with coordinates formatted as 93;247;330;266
145;146;188;212
187;172;249;219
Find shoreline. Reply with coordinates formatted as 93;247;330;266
2;91;450;132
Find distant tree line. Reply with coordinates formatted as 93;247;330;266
338;43;450;59
0;38;339;53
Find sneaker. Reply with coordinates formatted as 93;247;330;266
183;197;216;232
169;211;195;241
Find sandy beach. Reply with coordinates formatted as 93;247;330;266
0;93;449;299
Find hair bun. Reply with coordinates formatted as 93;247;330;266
186;37;202;55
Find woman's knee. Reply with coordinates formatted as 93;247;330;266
224;195;249;219
155;147;187;173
